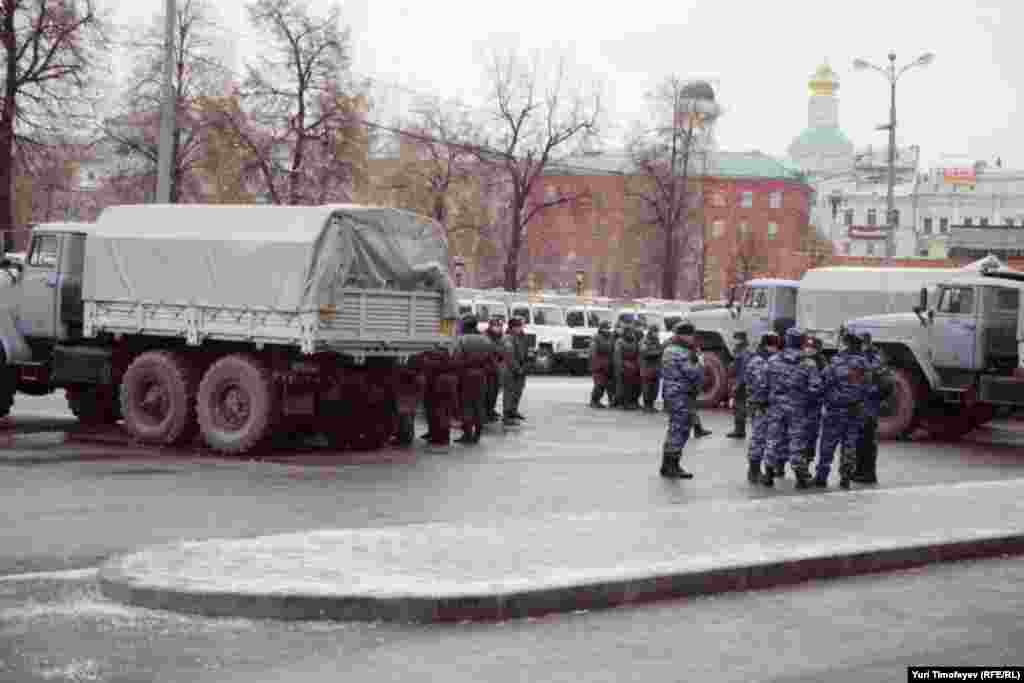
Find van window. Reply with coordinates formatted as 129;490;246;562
476;303;506;322
589;309;613;327
566;310;585;327
937;287;975;315
664;315;681;331
512;306;530;322
533;306;563;325
746;288;768;309
458;304;473;316
28;235;59;268
618;312;636;325
774;287;798;317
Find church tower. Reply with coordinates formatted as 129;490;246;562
787;60;854;178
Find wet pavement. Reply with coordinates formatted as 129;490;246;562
1;380;1023;679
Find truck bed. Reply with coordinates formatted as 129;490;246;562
84;288;449;358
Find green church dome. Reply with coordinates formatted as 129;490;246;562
790;126;853;151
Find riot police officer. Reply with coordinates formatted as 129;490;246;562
659;322;704;479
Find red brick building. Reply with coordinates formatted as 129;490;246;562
523;151;814;300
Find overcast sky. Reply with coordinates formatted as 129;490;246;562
108;0;1019;170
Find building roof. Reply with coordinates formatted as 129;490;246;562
707;151;808;182
789;126;854;153
948;227;1024;251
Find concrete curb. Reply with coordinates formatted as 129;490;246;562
98;532;1024;624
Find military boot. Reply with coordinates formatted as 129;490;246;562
660;454;684;479
747;462;761;484
794;467;812;489
693;425;713;438
813;472;829;488
589;400;606;409
853;454;878;484
726;430;746;439
760;463;775;487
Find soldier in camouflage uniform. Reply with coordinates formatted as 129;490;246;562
453;315;497;444
801;336;829;468
854;332;892;484
727;331;751;438
484;317;505;422
639;325;664;413
589;321;615;408
763;327;823;488
659;322;704;479
614;324;642;410
502;317;530;426
816;330;871;488
744;332;780;483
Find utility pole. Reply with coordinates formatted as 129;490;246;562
155;0;176;203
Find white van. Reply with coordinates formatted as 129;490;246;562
508;300;572;373
563;304;615;373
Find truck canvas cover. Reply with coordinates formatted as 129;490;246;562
83;204;457;318
797;256;1005;338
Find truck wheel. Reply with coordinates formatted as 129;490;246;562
197;354;277;455
696;351;728;409
68;386;120;425
877;368;918;440
120;351;197;446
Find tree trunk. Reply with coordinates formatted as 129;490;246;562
504;216;522;292
0;10;17;254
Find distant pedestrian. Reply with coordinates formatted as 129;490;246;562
502;317;530;426
639;325;664;413
816;329;870;488
745;333;780;483
589;321;615;408
726;331;751;438
659;322;704;479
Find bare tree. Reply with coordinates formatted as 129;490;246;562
727;228;773;288
217;0;364;206
626;75;719;300
478;52;601;291
0;0;109;250
104;0;230;203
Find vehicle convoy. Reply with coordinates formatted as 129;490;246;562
683;258;1003;428
844;268;1024;440
0;205;457;455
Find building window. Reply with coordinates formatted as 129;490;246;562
767;222;779;240
740;191;753;208
923;218;933;235
866;242;876;256
940;217;949;233
769;191;783;209
964;218;973;227
844;209;854;226
711;220;725;238
739;221;751;236
867;209;877;226
981;217;990;227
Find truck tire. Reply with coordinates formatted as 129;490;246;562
696;351;728;409
197;354;277;455
120;351;198;446
68;386;120;425
876;368;918;440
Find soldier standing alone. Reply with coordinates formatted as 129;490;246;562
502;317;530;426
639;325;664;413
589;321;615;408
726;331;751;438
659;322;704;479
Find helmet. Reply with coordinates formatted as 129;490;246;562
784;327;804;350
860;331;873;345
842;328;863;349
461;314;479;331
674;321;696;336
598;321;612;332
761;333;781;348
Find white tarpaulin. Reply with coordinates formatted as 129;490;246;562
84;204;457;317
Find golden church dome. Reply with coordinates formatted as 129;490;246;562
809;61;839;97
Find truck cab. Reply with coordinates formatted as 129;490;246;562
563;303;614;373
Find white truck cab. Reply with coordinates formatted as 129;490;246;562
457;297;509;334
508;300;572;373
563;303;615;373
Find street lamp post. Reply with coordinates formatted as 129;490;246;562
853;51;934;260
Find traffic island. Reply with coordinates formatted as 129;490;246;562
98;479;1024;623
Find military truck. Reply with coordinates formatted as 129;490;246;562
0;205;457;455
683;279;799;407
844;270;1024;440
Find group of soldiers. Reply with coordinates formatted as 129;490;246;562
414;315;531;446
729;326;892;489
588;319;713;436
586;318;893;487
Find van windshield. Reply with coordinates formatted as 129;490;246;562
588;309;613;327
533;306;564;325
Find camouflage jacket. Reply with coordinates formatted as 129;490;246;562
661;339;704;404
765;348;823;411
591;331;615;357
820;350;871;409
731;346;752;389
639;334;664;370
744;350;772;407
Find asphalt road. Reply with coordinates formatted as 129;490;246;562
1;379;1022;681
